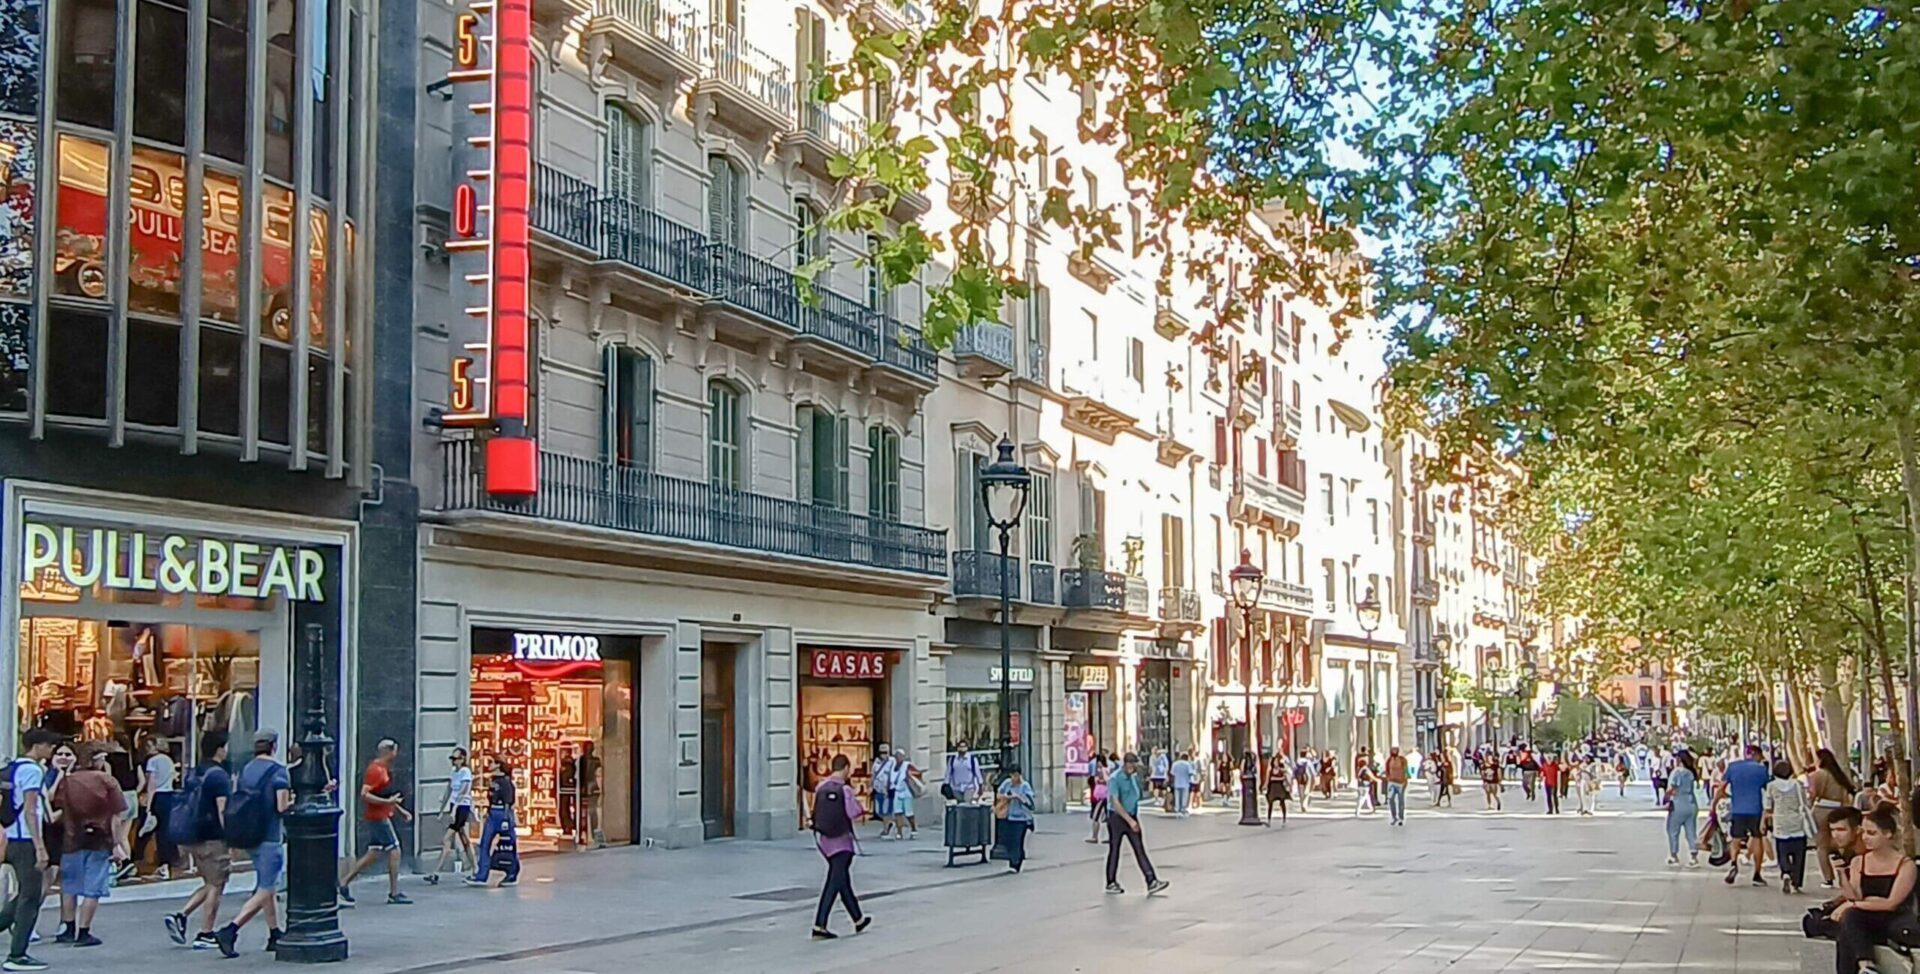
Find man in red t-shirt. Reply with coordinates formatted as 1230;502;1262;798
1540;753;1563;815
338;739;413;906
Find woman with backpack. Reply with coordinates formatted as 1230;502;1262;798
810;754;869;940
1085;752;1110;843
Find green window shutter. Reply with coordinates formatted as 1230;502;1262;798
867;426;883;519
796;404;815;504
707;156;734;243
833;415;850;510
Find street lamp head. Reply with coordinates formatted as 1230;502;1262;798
1228;549;1264;610
979;435;1032;531
1355;586;1381;633
1433;632;1452;657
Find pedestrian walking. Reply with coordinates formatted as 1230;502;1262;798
1354;754;1378;816
890;748;921;838
163;731;233;950
1828;805;1917;974
0;728;60;971
996;766;1036;873
943;741;983;802
1149;749;1170;810
1576;757;1601;815
1616;753;1632;797
809;755;869;939
424;747;476;884
1664;750;1702;866
1479;752;1502;810
1650;749;1670;807
1316;750;1337;799
1102;753;1168;896
1169;751;1194;817
1292;750;1313;811
1518;748;1540;802
99;739;141;882
48;744;124;949
1810;747;1857;889
466;754;520;888
870;746;897;839
1767;758;1814;895
338;738;414;906
1266;753;1291;825
1384;746;1409;826
133;736;178;881
1085;752;1110;843
1718;744;1771;887
41;742;73;945
210;730;293;957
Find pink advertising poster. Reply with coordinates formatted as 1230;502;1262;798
1064;691;1089;775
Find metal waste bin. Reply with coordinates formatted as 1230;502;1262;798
943;802;993;866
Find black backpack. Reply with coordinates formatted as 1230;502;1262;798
223;762;276;849
0;760;26;828
811;782;852;838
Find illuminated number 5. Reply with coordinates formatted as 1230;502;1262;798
455;13;480;70
451;356;475;413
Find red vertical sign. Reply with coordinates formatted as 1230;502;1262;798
483;0;536;496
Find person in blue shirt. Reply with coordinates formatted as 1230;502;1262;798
996;767;1036;873
1717;744;1773;887
1103;753;1169;897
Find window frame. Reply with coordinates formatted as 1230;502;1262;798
707;378;744;489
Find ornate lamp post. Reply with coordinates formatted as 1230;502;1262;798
979;436;1031;782
1433;631;1454;749
1355;587;1382;761
1228;550;1264;826
279;624;348;963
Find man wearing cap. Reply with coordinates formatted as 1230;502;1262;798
1717;743;1772;888
211;730;293;957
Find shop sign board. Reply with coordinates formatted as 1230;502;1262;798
22;520;326;601
810;649;887;679
1066;665;1110;691
988;666;1035;685
1064;692;1089;775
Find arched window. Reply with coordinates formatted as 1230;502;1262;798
867;425;900;521
706;154;743;246
794;198;824;268
707;379;744;489
797;403;848;509
604;103;649;205
603;344;652;468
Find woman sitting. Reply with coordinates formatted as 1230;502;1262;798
1828;805;1917;974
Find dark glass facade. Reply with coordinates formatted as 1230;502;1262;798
0;0;366;473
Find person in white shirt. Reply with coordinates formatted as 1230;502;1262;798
1766;759;1814;894
424;748;476;884
0;728;59;971
1169;753;1195;817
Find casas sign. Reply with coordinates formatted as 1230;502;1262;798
809;649;887;680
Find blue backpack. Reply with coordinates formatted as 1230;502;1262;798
222;762;277;849
167;768;218;845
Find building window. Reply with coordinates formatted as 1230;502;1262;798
605;345;652;468
707;379;744;489
1161;514;1185;588
794;199;825;268
1320;474;1335;523
867;425;901;521
604;103;650;204
795;403;848;509
865;234;892;315
1024;471;1054;564
1126;338;1145;390
1321;559;1336;605
954;449;990;550
1638;686;1654;709
706;154;743;246
1368;499;1380;544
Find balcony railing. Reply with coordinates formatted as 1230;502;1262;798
594;0;703;62
530;164;934;380
438;439;945;575
800;100;863;156
952;549;1021;598
1235;470;1307;524
1060;569;1127;611
1028;562;1056;605
705;24;795;119
953;321;1015;372
1158;586;1202;623
1024;342;1049;386
1256;577;1314;613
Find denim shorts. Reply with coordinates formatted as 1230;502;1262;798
364;818;400;852
249;842;285;891
64;848;113;899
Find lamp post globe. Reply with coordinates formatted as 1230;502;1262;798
1355;587;1381;771
978;436;1029;858
1228;550;1264;826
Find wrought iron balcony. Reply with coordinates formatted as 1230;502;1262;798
952;549;1021;599
1232;470;1306;528
1158;586;1202;624
1059;569;1128;611
1256;577;1314;614
585;0;703;86
437;440;945;576
876;315;938;383
698;24;795;137
1028;561;1056;605
1022;342;1049;387
952;321;1015;377
531;166;601;253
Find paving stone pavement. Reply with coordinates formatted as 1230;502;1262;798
30;783;1841;972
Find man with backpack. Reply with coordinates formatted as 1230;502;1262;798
48;744;126;948
211;731;293;957
162;732;233;949
0;727;59;971
810;754;869;940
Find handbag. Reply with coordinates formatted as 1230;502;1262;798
993;795;1011;820
906;773;926;799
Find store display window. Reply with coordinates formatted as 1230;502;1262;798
797;648;891;821
945;689;1030;781
468;628;637;852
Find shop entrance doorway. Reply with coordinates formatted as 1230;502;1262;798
700;645;736;839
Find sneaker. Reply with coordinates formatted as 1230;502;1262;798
500;878;518;887
387;893;413;905
49;928;71;946
1688;856;1700;868
1084;837;1100;844
71;935;101;948
1783;876;1793;894
1822;879;1836;889
422;874;440;886
1105;883;1125;895
3;955;49;971
1147;879;1170;895
114;862;137;883
164;913;187;946
266;929;281;953
463;877;489;888
853;916;872;934
213;925;239;959
337;885;355;907
193;933;221;950
1752;873;1767;887
810;927;838;940
1724;866;1737;885
1666;855;1679;866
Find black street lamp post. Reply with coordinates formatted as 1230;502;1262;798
1356;588;1382;762
1228;550;1264;826
1433;632;1453;750
279;623;348;963
979;436;1030;857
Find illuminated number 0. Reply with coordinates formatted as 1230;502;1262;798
455;13;480;69
451;356;475;413
453;183;476;237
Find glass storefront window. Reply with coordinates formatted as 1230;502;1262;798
201;168;243;324
45;306;107;419
56;0;116;131
469;651;635;852
263;183;295;342
126;317;182;427
263;0;296;184
205;0;248;163
128;145;187;319
53;133;110;302
197;325;242;436
945;689;1030;779
133;0;189;147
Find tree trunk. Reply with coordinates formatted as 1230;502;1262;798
1820;657;1853;756
1857;530;1914;848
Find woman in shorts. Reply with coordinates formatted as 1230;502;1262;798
424;747;476;884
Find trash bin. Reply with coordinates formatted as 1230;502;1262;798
943;802;993;867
